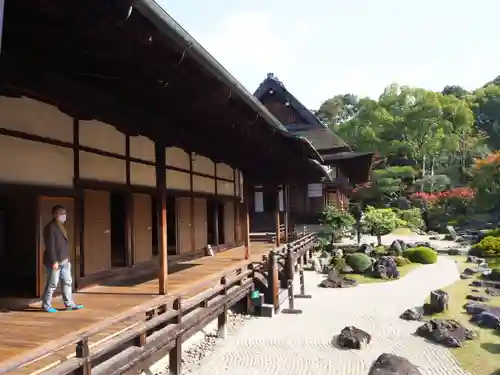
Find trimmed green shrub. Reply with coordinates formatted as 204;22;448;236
330;256;345;269
394;208;424;231
346;253;372;273
471;236;500;257
485;228;500;237
375;245;387;254
395;256;411;266
403;247;438;264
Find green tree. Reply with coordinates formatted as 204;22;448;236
470;84;500;150
316;94;359;128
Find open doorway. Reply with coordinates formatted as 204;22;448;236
217;202;225;245
166;196;177;255
110;191;127;268
207;200;217;246
0;192;37;298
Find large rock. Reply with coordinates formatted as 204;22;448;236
389;240;405;256
400;308;423;321
373;256;400;279
416;319;476;347
466;294;489;302
337;326;371;349
318;268;357;288
368;353;423;375
423;290;449;314
358;243;374;255
486;288;500;297
470;311;500;329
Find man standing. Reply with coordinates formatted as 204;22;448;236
42;205;83;313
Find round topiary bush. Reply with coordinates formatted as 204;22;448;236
346;253;372;273
403;247;438;264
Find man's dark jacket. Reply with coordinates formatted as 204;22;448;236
43;220;69;267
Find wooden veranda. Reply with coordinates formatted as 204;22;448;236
0;243;278;375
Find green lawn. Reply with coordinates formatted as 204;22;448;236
350;262;422;284
429;255;500;375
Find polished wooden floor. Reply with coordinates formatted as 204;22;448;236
0;243;277;375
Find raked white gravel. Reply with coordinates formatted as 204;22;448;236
185;256;469;375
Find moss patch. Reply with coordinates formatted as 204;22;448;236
429;255;500;375
350;263;422;284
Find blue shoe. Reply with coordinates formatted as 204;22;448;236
66;304;84;311
44;307;58;313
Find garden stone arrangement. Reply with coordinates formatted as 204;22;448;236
318;268;357;288
313;236;439;287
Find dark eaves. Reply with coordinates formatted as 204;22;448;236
134;0;324;164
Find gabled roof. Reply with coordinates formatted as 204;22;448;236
253;73;349;152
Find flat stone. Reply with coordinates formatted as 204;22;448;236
416;319;476;348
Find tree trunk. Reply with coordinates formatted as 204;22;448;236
377;234;382;246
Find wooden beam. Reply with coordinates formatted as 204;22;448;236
155;143;168;295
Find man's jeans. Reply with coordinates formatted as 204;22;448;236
42;259;74;310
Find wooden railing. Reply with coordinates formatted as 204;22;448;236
0;234;318;375
256;233;317;312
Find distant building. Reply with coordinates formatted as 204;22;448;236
250;73;373;231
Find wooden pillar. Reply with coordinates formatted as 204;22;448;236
155;144;168;295
284;185;289;242
266;250;279;312
275;187;281;247
243;184;251;260
214;202;220;246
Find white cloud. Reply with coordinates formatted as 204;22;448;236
190;10;295;92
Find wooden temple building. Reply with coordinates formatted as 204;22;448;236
0;2;327;374
250;73;373;231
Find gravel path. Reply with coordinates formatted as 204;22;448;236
185;256;469;375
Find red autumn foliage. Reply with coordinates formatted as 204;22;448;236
410;187;475;203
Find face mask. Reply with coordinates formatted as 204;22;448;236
58;214;67;223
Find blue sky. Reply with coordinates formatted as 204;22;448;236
159;0;500;109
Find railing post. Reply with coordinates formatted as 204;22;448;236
217;277;228;339
75;338;91;375
285;246;294;282
169;297;182;375
295;267;312;299
281;279;302;314
266;250;279;313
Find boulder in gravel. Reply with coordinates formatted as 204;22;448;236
460;274;472;279
416;319;476;347
319;268;357;288
368;353;423;375
337;326;371;349
399;308;423;321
